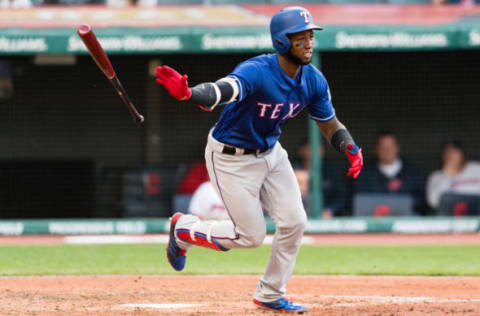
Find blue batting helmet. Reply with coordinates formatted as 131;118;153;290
270;7;322;54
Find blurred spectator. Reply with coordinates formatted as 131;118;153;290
0;62;13;101
291;138;347;217
176;160;210;195
172;160;210;214
293;168;310;209
354;131;425;215
188;181;229;220
433;0;477;5
32;0;107;5
294;168;309;199
135;0;155;7
426;140;480;211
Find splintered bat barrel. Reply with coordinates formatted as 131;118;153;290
77;24;144;124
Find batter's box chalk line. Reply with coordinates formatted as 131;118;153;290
291;295;480;307
118;296;480;311
119;303;204;310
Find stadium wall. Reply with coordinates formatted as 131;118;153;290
0;50;479;218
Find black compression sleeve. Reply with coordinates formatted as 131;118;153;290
189;80;234;107
330;129;355;153
189;83;216;106
215;80;234;100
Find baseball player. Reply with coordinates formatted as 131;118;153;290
156;6;363;313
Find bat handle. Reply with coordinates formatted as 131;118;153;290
109;76;145;124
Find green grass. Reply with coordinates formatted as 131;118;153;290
0;244;479;276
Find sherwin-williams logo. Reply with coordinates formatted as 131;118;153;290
392;219;479;233
48;221;147;234
49;222;115;234
0;223;23;235
68;35;182;52
335;32;448;49
116;221;147;234
0;37;47;52
202;33;271;50
305;220;367;233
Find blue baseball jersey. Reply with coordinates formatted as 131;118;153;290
212;54;335;151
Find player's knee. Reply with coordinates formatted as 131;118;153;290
243;230;266;248
290;215;307;233
250;232;266;248
280;210;307;232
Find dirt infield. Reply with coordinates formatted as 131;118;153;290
0;275;479;315
1;234;479;315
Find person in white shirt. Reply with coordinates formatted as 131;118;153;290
188;181;229;221
426;140;480;210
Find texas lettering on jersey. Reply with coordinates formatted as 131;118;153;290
257;102;303;120
212;53;335;150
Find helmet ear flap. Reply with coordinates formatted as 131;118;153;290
273;33;290;54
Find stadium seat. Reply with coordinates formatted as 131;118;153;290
352;193;414;217
122;167;180;218
437;193;480;216
172;194;193;213
97;167;127;217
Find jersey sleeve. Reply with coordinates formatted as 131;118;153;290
227;61;262;103
307;73;336;122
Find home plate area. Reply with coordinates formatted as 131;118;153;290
0;275;479;316
113;275;480;315
118;295;480;313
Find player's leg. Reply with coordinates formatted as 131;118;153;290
254;142;307;303
172;133;269;252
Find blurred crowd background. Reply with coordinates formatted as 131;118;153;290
0;0;479;8
2;0;480;9
0;0;479;220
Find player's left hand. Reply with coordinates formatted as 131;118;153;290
345;143;363;179
155;65;192;101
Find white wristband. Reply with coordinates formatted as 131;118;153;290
217;77;239;104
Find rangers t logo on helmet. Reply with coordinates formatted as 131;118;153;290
270;6;323;54
300;11;310;24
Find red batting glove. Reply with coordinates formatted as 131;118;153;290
345;143;363;179
155;65;192;101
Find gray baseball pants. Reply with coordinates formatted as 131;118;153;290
175;131;307;302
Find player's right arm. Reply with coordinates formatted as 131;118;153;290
155;65;239;111
316;118;363;179
308;71;363;179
